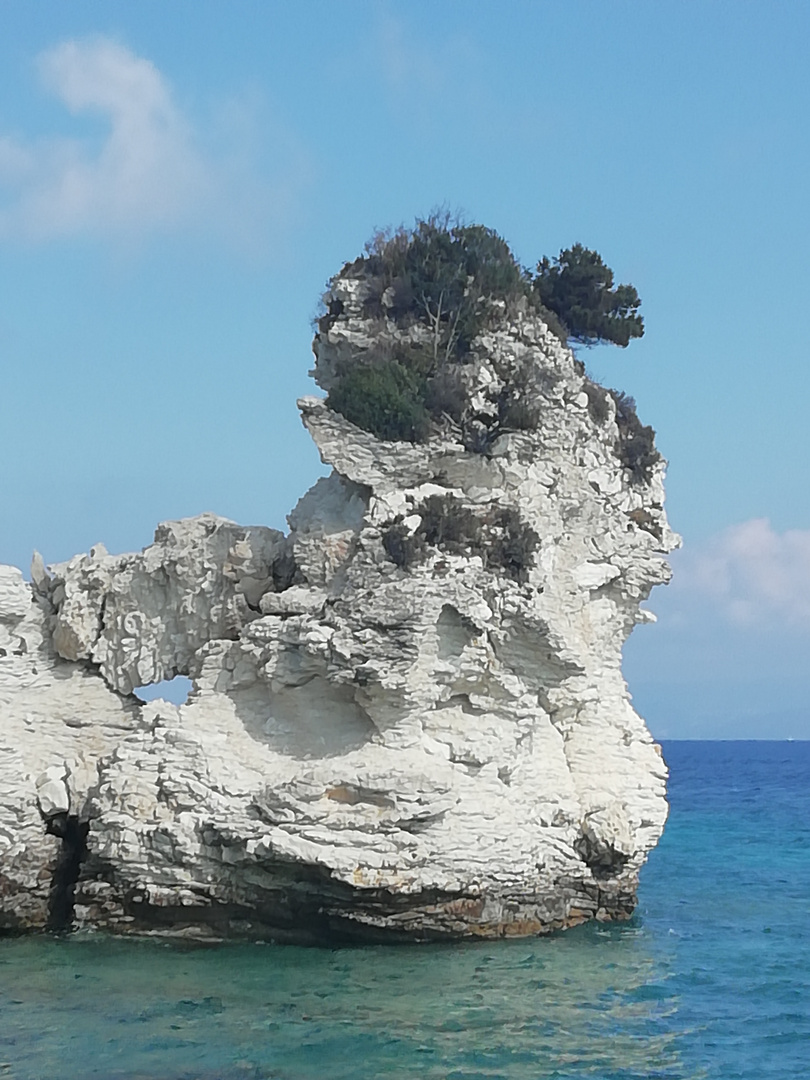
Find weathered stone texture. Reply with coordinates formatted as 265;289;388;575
0;299;677;941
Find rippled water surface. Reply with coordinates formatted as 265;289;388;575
1;741;808;1079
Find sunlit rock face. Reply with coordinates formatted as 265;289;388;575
0;289;678;942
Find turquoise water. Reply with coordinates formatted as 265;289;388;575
1;741;808;1079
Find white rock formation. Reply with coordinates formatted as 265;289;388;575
0;280;677;942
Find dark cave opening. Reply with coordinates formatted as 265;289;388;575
45;813;89;932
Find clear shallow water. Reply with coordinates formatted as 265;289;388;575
1;741;808;1080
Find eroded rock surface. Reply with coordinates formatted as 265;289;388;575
0;287;677;942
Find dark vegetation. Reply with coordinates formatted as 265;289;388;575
383;495;539;583
583;379;611;424
325;214;541;447
327;360;430;443
583;381;660;484
321;212;658;482
534;244;644;348
360;218;530;359
608;390;659;484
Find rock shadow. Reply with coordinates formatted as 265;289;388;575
45;813;89;932
232;675;376;759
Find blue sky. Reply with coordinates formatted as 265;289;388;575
1;1;808;737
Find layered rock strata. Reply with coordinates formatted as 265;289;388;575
0;285;677;942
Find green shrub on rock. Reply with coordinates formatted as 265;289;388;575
326;360;430;443
419;495;483;551
382;523;424;569
486;508;539;583
321;216;652;482
609;390;660;483
382;494;539;583
362;214;530;364
584;380;611;424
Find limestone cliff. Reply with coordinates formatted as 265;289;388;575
0;256;678;942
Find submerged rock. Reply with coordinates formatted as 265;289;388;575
0;258;678;942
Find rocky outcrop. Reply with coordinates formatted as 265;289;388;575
0;278;678;942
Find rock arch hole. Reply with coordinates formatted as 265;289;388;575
134;675;193;706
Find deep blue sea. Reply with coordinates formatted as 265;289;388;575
1;741;808;1080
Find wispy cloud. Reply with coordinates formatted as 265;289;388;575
0;37;308;249
672;518;810;628
374;15;484;129
377;16;448;96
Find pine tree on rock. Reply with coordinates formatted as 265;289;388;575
533;244;644;347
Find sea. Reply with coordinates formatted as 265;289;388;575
0;740;808;1080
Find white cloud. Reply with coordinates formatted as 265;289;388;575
374;15;483;130
378;17;447;96
673;518;810;628
0;37;304;247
